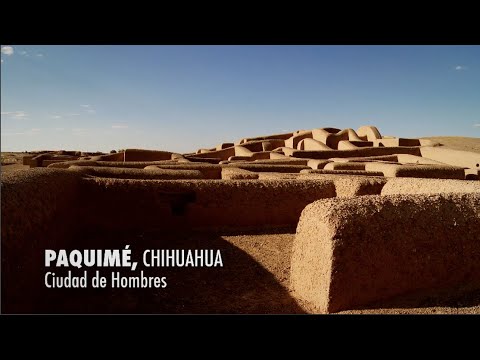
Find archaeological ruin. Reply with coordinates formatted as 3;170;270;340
2;126;480;313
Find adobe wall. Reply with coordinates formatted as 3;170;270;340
240;139;286;152
221;167;259;179
329;155;398;163
87;152;125;161
324;162;369;170
374;138;420;147
298;173;387;196
297;138;332;151
187;147;236;160
285;131;313;149
68;166;205;179
465;169;479;180
66;161;222;179
252;159;309;166
1;169;337;312
290;193;480;313
356;125;382;141
216;142;234;150
289;146;422;159
48;159;179;168
1;169;83;313
257;173;302;180
301;169;385;177
183;156;222;164
337;140;374;150
364;162;465;179
381;177;480;195
420;147;480;169
237;132;294;144
79;178;336;232
312;128;363;149
222;163;310;173
123;149;175;161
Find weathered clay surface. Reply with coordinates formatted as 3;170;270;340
3;126;480;314
290;193;480;313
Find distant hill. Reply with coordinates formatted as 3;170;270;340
422;136;480;154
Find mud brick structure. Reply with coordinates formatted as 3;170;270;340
290;194;480;313
2;126;480;313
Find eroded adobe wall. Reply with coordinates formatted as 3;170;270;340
3;162;479;314
1;169;83;313
381;177;480;195
299;173;388;196
289;146;422;159
290;193;480;313
49;160;186;169
420;147;480;169
68;166;205;179
78;178;336;232
364;162;465;179
123;149;175;161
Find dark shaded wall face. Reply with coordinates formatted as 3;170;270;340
1;169;82;313
78;178;337;232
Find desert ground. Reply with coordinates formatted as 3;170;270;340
422;136;480;153
2;133;479;314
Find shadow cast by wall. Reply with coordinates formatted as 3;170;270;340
31;228;306;314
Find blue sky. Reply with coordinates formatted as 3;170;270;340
1;45;479;153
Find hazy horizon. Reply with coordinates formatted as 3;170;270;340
2;45;479;153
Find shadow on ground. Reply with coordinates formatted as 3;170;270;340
28;228;305;314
